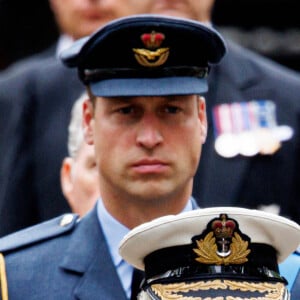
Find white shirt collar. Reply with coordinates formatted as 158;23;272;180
96;198;129;268
56;34;74;58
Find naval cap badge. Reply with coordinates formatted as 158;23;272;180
193;213;251;265
133;31;170;67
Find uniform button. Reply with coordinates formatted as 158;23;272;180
60;214;74;227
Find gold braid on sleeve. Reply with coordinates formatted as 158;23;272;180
0;253;8;300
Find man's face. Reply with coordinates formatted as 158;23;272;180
134;0;214;22
50;0;215;40
49;0;146;40
61;143;100;216
83;95;207;205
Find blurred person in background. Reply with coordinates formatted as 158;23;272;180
1;0;300;238
60;92;99;217
0;0;140;69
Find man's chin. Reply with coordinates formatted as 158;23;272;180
148;0;195;20
151;9;192;20
129;185;173;202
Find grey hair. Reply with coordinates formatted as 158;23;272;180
67;91;88;158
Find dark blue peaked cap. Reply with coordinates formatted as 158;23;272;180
60;14;226;97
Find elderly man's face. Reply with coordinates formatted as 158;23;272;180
134;0;215;22
60;143;100;217
49;0;145;40
49;0;215;41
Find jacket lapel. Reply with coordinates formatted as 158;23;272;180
193;41;263;207
59;208;128;300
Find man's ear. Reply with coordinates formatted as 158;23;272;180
198;96;207;144
83;99;95;145
60;157;74;200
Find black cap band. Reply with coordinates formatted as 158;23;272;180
144;243;286;284
81;66;209;84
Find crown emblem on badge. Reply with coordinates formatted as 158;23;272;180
141;31;165;49
212;214;236;239
133;31;170;67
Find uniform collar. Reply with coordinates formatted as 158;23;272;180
96;197;194;268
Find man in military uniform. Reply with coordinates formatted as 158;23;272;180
0;14;226;299
1;0;300;242
0;13;299;300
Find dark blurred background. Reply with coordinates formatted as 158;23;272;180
1;0;300;71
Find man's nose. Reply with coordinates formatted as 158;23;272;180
136;114;163;149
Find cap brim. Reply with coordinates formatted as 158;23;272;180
90;77;207;97
119;207;300;270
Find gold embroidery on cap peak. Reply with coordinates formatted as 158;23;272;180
149;280;286;300
133;31;169;67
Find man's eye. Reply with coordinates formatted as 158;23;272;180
165;106;180;114
118;106;134;114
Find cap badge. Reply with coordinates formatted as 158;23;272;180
133;31;169;67
193;214;251;265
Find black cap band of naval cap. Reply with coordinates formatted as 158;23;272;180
80;66;210;84
143;243;287;285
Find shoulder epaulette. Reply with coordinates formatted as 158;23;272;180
0;213;80;253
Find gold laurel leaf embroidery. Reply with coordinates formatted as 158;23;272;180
223;232;251;265
149;280;286;300
193;231;223;265
224;280;286;299
193;232;251;265
151;280;226;300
